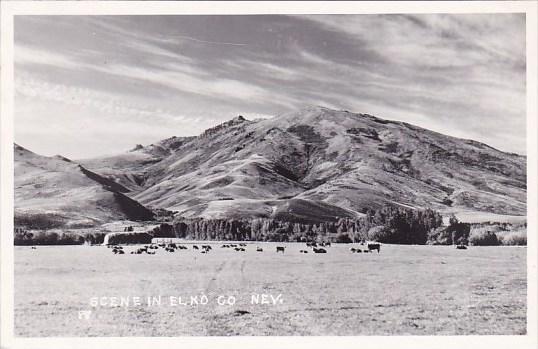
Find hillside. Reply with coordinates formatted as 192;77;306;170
14;144;154;228
78;106;526;223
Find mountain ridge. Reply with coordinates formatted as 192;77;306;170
15;106;526;227
14;143;154;228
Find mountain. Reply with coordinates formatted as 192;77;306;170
77;106;526;223
14;144;154;228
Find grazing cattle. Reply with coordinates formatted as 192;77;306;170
117;250;125;254
363;249;370;253
31;246;37;250
300;250;308;254
456;245;467;250
367;243;381;253
350;248;357;253
256;247;263;252
146;251;155;255
202;245;212;250
356;249;362;253
313;248;327;253
193;245;199;250
276;246;285;253
325;242;331;247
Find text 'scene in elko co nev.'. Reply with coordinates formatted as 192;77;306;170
89;294;284;308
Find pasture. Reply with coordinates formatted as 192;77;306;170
14;243;526;336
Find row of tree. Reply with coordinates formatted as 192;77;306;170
163;206;453;244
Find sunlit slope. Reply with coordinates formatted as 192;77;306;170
15;144;153;227
80;106;526;222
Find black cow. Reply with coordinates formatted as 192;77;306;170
313;248;327;254
256;247;263;252
276;246;285;253
367;243;381;253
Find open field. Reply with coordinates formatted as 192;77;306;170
14;243;526;336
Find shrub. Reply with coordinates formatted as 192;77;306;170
103;232;153;245
469;230;501;246
335;233;353;243
367;226;389;242
14;213;66;230
14;229;34;245
426;227;451;245
501;230;527;246
151;223;175;238
81;231;107;245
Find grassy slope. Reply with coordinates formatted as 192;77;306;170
80;107;526;223
14;144;153;227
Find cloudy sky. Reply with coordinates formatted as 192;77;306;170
14;14;526;159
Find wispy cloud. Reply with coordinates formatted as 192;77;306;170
14;14;526;158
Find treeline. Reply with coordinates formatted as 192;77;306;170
14;228;106;246
167;206;447;244
14;204;526;246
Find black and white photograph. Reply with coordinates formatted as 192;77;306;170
1;0;537;347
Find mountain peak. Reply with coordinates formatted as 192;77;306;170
200;115;250;138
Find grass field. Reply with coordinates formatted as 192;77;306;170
14;242;526;336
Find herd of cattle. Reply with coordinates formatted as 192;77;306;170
108;241;382;255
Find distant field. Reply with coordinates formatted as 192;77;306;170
451;211;527;224
14;243;526;336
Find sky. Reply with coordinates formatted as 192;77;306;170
14;14;526;159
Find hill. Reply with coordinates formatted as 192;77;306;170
78;106;526;223
14;144;154;228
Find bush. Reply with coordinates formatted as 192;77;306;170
367;226;389;242
428;215;470;245
501;230;527;246
103;232;153;245
14;213;66;230
14;228;107;245
81;231;107;245
426;227;451;245
469;230;501;246
14;229;34;245
335;233;353;243
151;223;175;238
